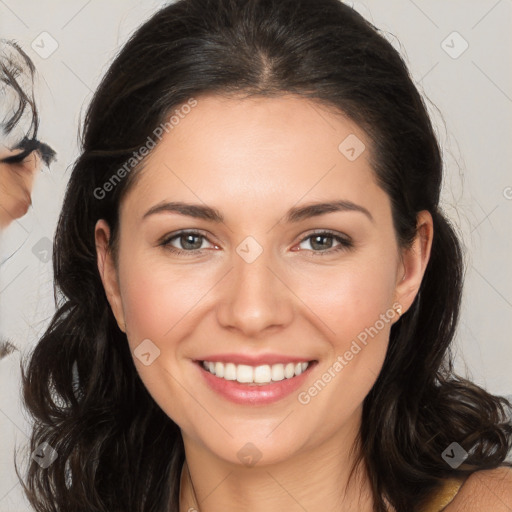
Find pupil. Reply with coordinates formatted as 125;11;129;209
182;234;201;250
311;235;332;251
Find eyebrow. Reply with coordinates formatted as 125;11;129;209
143;199;374;224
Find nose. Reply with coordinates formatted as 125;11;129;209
216;244;294;338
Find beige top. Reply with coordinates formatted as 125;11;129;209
419;477;468;512
179;462;467;512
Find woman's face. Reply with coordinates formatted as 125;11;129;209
96;94;432;466
0;145;40;228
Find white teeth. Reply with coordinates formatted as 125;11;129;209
271;364;285;382
215;361;224;378
254;365;271;384
284;363;295;379
202;360;310;384
224;363;237;380
237;364;254;383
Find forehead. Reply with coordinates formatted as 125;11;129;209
121;93;387;222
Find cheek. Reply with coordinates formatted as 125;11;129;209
117;252;214;349
116;255;211;420
0;169;21;194
290;261;395;426
0;171;31;217
293;250;398;343
290;250;398;409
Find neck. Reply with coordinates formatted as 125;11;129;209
179;423;374;512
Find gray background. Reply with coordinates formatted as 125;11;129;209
0;1;511;510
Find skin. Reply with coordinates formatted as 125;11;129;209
0;144;41;229
96;94;434;512
446;467;512;511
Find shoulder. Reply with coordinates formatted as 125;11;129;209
446;467;512;511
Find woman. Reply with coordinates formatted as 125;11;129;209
17;0;512;511
0;39;56;230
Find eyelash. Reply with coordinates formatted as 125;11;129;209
1;150;32;164
159;229;353;257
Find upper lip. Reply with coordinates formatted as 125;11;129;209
195;353;315;366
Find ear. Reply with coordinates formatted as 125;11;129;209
95;219;126;333
393;210;434;317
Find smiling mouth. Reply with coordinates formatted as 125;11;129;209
199;360;317;386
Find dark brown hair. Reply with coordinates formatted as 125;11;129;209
17;1;512;511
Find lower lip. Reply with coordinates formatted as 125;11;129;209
197;361;316;405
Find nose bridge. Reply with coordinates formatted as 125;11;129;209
216;235;293;336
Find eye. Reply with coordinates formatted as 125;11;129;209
295;230;353;256
160;230;217;256
1;150;32;165
159;229;353;257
